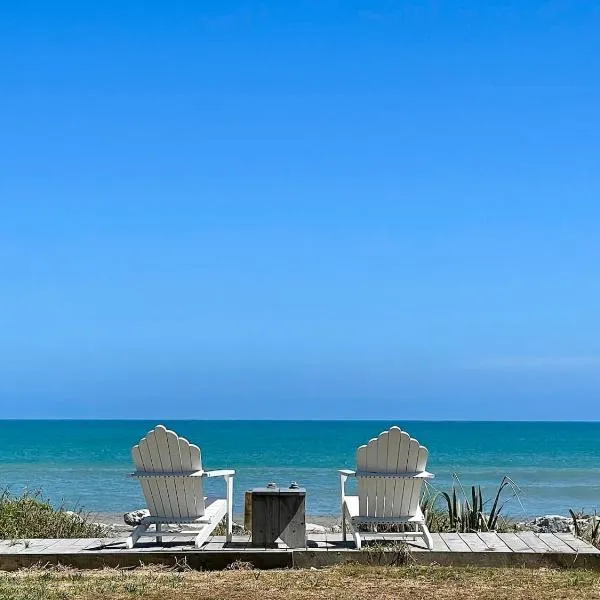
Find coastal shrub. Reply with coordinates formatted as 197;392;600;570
569;509;600;549
0;489;106;539
421;484;451;532
422;476;521;533
354;476;519;535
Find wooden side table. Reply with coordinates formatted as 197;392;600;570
247;485;306;548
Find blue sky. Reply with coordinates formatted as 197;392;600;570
1;1;600;419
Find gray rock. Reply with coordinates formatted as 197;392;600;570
232;521;246;534
305;523;327;534
524;515;573;534
124;509;150;526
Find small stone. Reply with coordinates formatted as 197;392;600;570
305;523;327;534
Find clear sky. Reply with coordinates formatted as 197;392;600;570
1;1;599;419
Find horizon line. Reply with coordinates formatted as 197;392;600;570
0;418;599;423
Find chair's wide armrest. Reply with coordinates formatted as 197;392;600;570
339;469;355;500
338;469;356;477
203;469;235;478
354;470;434;479
129;470;204;478
129;468;236;479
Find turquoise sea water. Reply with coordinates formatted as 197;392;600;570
0;421;598;517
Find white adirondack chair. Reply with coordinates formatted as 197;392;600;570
127;424;234;549
339;425;434;550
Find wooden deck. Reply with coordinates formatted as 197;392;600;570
0;532;598;571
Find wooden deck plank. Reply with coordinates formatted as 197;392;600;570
403;532;446;552
430;532;450;552
458;533;489;552
322;533;345;545
23;538;93;554
25;539;72;554
209;536;227;544
122;541;180;552
67;538;97;547
203;541;226;551
320;530;330;549
0;541;32;554
0;539;64;554
442;533;472;552
554;533;600;554
537;533;578;553
405;537;429;551
0;532;596;556
199;533;214;551
516;532;552;553
497;533;535;553
204;536;246;551
307;535;330;549
477;532;512;552
232;534;251;545
319;532;349;549
1;533;600;571
0;541;21;554
80;538;125;552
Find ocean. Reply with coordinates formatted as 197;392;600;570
0;421;598;518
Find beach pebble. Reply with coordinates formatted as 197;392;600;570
123;509;150;526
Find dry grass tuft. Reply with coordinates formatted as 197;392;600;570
0;564;599;600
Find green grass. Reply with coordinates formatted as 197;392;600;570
0;490;107;540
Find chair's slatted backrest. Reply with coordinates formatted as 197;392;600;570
132;425;206;519
356;426;429;518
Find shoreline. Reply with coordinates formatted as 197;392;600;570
90;512;342;533
89;511;594;537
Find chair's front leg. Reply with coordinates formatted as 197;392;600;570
339;473;348;542
353;528;362;550
127;522;148;549
225;474;234;542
